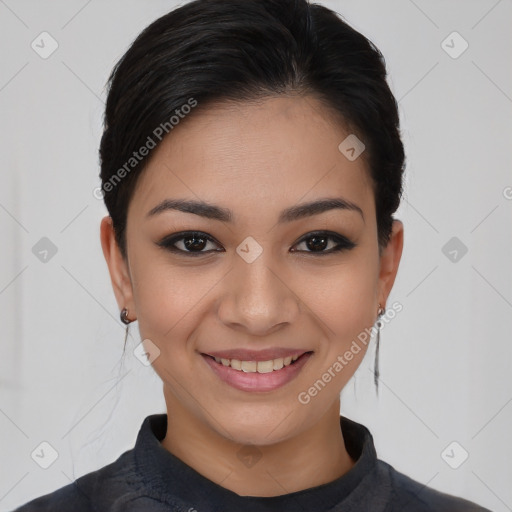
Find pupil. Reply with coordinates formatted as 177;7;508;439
307;236;327;251
185;236;206;251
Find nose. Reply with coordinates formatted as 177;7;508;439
217;252;300;336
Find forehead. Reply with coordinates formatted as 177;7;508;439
129;95;374;224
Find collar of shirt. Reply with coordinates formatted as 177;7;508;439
133;412;389;512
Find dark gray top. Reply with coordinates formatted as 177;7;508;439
12;413;492;511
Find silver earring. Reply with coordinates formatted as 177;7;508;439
120;308;134;351
120;308;131;324
374;303;385;395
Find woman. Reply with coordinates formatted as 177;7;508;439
13;0;491;510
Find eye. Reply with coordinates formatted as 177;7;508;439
157;230;356;257
157;231;223;256
291;231;356;255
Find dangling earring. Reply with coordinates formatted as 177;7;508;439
374;303;385;395
120;307;134;351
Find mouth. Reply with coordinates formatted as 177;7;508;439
200;351;314;392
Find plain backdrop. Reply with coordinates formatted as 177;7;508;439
1;1;511;511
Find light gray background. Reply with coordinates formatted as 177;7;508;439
1;1;511;510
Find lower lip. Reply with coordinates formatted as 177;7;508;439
201;352;313;392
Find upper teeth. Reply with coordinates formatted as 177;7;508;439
214;354;300;373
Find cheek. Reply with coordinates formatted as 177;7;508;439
130;254;233;371
130;257;202;345
301;256;379;346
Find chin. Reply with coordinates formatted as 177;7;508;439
214;405;301;446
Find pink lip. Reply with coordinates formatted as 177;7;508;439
201;352;313;392
204;348;309;361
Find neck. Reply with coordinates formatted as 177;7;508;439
161;392;355;497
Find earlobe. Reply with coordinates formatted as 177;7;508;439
377;219;404;307
100;216;135;315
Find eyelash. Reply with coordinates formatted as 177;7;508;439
157;230;356;257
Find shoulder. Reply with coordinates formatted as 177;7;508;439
11;480;92;511
11;450;147;511
378;460;492;512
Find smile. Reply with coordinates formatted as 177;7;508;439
201;351;313;392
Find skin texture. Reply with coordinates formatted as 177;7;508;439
100;95;404;497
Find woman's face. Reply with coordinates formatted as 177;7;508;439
101;95;403;445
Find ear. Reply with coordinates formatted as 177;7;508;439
100;216;136;320
377;219;404;309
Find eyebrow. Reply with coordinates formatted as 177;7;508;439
146;197;364;223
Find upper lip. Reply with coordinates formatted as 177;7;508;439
203;348;311;361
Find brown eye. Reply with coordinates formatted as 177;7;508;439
157;230;356;257
291;231;356;255
157;231;223;255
